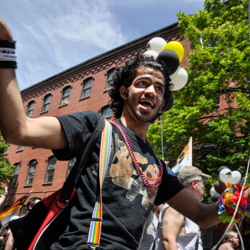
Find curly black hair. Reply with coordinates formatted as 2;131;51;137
108;53;173;118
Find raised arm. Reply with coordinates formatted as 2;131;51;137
167;188;221;228
161;207;184;250
0;18;67;150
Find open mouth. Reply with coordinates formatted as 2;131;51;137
139;100;155;111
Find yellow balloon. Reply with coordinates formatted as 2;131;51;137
162;41;184;62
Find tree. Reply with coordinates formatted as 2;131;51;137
147;0;250;185
0;136;15;194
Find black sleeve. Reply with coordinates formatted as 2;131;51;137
154;161;185;205
52;111;101;160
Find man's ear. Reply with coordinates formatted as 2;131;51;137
119;86;128;100
192;179;197;188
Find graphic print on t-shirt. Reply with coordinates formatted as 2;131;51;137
107;138;160;210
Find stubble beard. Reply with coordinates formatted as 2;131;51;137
127;94;162;123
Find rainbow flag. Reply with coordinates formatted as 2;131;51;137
0;191;32;227
172;137;192;174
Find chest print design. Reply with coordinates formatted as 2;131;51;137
107;138;160;209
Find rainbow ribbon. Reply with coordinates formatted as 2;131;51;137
87;119;112;247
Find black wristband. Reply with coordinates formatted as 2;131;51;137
0;40;16;49
0;61;17;68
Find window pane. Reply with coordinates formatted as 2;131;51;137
42;94;52;112
81;78;93;98
61;87;71;105
26;160;36;185
4;144;10;154
106;69;114;90
84;78;93;89
10;163;20;187
17;145;24;151
63;87;71;97
45;157;56;183
27;101;35;117
44;94;52;104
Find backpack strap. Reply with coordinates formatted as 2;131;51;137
87;119;112;248
57;116;105;206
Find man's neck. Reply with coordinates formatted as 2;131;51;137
120;115;150;142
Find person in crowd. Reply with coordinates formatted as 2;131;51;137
154;166;211;250
1;216;19;250
26;197;42;212
138;160;170;250
138;203;164;250
218;231;239;250
0;17;226;249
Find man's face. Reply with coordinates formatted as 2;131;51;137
231;234;239;248
194;178;205;201
124;65;165;123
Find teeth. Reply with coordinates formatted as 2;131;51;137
141;101;154;107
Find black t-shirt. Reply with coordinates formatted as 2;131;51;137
50;111;184;250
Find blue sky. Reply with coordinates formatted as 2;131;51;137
1;0;204;90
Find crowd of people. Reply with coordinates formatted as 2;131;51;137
0;17;243;250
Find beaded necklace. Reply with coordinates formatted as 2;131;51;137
109;120;163;188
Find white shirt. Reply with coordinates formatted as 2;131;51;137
154;203;202;250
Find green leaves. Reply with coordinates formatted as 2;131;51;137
0;137;15;194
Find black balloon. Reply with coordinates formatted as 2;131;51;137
157;49;179;75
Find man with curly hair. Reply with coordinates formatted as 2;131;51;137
0;18;222;250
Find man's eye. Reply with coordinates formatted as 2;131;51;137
156;86;163;92
138;81;147;86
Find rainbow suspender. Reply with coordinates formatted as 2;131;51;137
87;119;112;249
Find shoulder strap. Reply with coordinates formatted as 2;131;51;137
58;116;105;204
87;119;112;248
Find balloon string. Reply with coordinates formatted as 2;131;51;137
235;224;244;250
211;156;250;250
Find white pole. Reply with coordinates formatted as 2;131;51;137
161;115;164;160
189;137;192;166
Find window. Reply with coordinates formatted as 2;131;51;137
60;86;71;106
44;156;57;183
25;160;37;185
81;78;93;98
101;106;112;120
41;94;52;113
17;145;24;151
105;68;115;90
9;163;20;187
66;158;76;179
4;144;10;154
27;101;35;117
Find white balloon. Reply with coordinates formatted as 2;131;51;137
230;171;241;184
146;37;167;53
143;50;158;60
219;168;232;183
169;67;188;91
210;187;220;197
